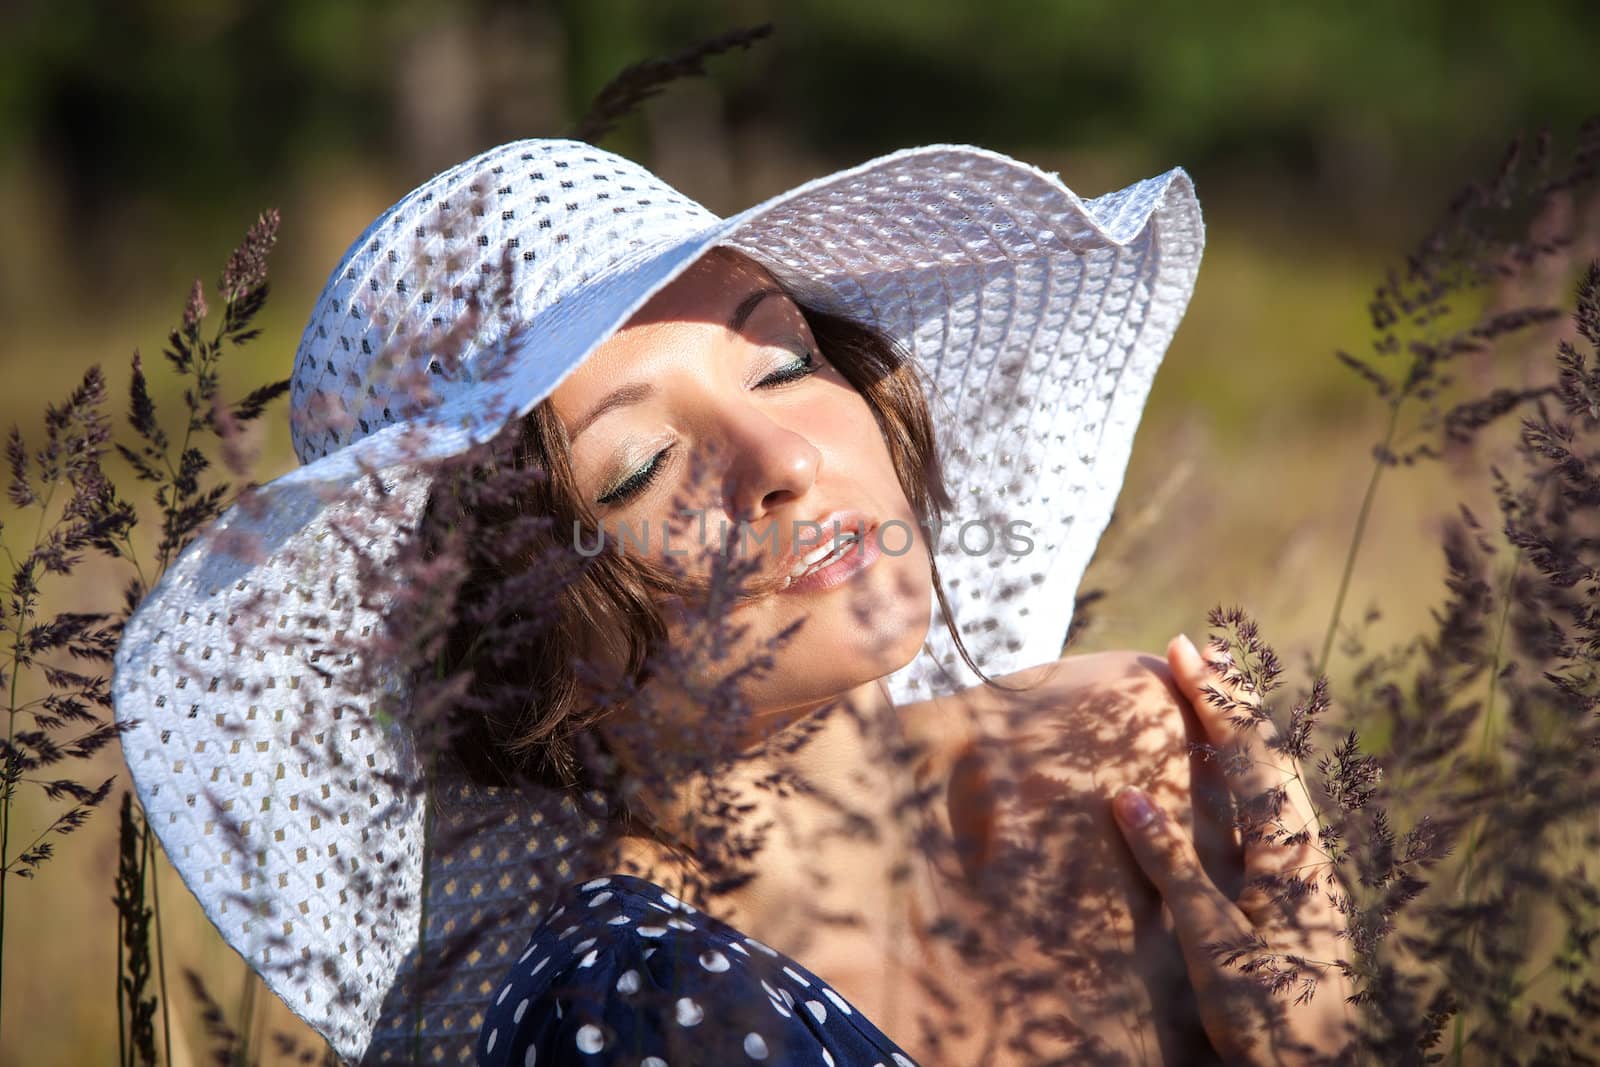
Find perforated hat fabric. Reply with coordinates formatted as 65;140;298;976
111;138;1203;1064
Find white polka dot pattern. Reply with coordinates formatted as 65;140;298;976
475;874;921;1065
111;138;1203;1066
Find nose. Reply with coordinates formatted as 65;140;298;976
722;415;822;524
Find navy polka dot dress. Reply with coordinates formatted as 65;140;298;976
476;874;921;1066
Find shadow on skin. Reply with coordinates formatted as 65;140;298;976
546;438;1243;1062
590;543;1246;1064
914;651;1241;1066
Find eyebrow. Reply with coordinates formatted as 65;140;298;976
568;285;787;442
568;382;653;442
729;286;783;334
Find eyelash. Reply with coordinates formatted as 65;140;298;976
758;349;821;387
595;350;822;507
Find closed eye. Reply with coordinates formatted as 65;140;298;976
757;350;821;388
596;444;673;507
596;350;820;507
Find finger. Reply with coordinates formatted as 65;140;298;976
1167;634;1319;846
1111;785;1252;979
1167;632;1285;755
1115;787;1350;1062
1168;636;1341;937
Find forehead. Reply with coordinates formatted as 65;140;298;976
624;247;784;328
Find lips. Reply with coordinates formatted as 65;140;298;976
790;531;860;578
772;510;875;593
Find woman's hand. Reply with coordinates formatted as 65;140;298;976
1111;634;1354;1065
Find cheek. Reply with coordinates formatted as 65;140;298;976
588;495;724;573
813;396;909;495
876;523;936;640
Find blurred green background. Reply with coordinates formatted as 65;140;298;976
1;1;1597;1063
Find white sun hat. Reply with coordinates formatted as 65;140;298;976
111;137;1203;1064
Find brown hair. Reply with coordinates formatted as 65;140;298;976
429;292;995;799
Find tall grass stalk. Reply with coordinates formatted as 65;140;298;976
236;968;258;1067
1446;545;1523;1065
1287;122;1600;1063
115;791;157;1066
107;212;286;1066
2;365;129;1050
144;824;173;1067
1317;403;1402;677
1318;128;1593;684
1;208;287;1060
116;868;127;1067
2;425;58;1041
2;625;14;1042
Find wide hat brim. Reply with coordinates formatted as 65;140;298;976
111;141;1203;1063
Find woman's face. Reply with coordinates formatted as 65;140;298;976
548;249;932;734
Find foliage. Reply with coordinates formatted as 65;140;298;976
6;0;1597;231
115;791;158;1067
1221;123;1600;1064
0;209;287;1057
1318;120;1600;674
1166;230;1600;1063
571;22;773;145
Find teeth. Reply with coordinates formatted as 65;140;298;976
797;537;843;572
789;533;859;581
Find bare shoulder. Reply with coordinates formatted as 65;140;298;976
894;651;1230;1062
895;650;1195;782
893;650;1207;887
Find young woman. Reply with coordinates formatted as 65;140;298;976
113;138;1349;1066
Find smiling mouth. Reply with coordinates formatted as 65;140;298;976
781;530;864;589
775;517;880;594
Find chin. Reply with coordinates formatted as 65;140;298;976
785;581;932;697
668;548;933;713
875;605;934;677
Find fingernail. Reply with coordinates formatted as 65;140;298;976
1177;633;1198;659
1114;786;1155;828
